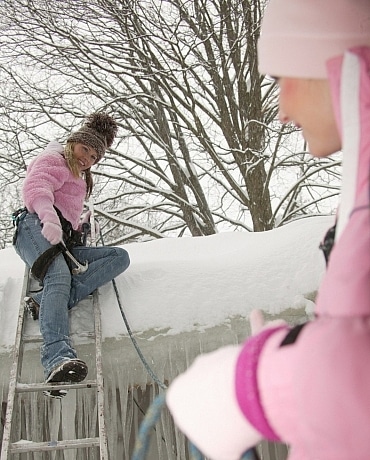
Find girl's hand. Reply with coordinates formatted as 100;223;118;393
30;198;63;244
79;210;100;236
41;221;63;245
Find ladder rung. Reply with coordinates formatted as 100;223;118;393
22;335;43;343
10;437;100;453
23;331;95;344
16;380;97;393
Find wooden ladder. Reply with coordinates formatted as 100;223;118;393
0;267;109;459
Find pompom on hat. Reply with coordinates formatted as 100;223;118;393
67;112;118;162
258;0;370;79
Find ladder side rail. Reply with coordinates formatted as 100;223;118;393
89;198;109;459
0;267;30;460
93;289;109;459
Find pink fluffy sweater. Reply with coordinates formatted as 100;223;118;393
22;141;86;229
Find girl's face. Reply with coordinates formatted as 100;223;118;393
276;77;341;157
73;143;99;171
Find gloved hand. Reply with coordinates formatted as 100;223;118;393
41;221;63;245
79;210;100;236
166;309;287;460
166;344;262;460
31;197;63;245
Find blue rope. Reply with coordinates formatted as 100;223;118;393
111;277;167;390
242;448;260;460
99;230;167;390
131;393;260;460
131;393;167;460
190;441;259;460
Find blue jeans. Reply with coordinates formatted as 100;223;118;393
14;212;130;378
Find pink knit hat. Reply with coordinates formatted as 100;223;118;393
258;0;370;78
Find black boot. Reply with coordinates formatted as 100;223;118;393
43;359;88;399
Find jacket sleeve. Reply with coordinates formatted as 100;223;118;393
23;143;68;226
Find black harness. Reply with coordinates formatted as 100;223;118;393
12;207;85;282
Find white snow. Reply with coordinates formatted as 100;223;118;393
0;215;332;351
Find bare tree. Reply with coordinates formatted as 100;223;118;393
0;0;340;246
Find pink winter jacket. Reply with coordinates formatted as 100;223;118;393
236;47;370;459
23;141;86;230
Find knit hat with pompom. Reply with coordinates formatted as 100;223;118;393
67;112;118;162
258;0;370;79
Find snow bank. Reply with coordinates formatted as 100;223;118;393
0;215;332;351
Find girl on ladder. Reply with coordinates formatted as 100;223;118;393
13;112;130;398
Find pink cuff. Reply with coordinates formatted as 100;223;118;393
235;326;286;441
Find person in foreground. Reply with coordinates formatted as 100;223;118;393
166;0;370;458
13;113;130;398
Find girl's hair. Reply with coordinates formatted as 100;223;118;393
64;142;93;197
